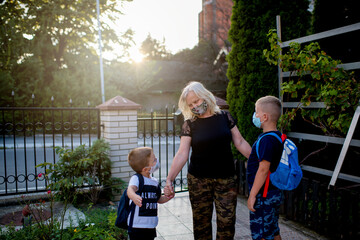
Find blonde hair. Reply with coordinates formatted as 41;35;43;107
128;147;153;173
255;96;282;122
178;81;221;120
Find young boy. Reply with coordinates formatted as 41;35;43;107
127;147;172;240
247;96;283;240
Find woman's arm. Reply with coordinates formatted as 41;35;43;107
164;136;191;196
231;125;252;159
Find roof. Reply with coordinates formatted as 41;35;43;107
215;96;229;109
96;96;141;110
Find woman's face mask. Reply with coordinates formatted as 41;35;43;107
191;100;208;116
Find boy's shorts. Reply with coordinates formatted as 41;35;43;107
128;228;156;240
249;189;283;240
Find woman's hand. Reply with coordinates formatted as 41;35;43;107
231;126;252;159
164;179;175;198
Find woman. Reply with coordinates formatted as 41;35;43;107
165;81;251;240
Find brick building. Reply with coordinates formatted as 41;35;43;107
198;0;234;50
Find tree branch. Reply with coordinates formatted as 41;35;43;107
300;142;328;164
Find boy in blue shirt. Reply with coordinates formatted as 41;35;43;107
247;96;283;240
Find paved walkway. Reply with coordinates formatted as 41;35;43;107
0;192;329;239
156;192;329;240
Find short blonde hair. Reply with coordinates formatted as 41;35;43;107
128;147;153;173
256;96;282;122
178;81;221;120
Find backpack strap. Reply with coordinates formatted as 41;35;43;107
255;133;282;159
128;173;144;231
255;132;284;198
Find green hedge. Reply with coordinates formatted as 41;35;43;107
226;0;310;159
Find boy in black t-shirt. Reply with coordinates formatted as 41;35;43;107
247;96;283;240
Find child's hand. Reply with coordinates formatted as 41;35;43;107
133;195;143;207
164;179;175;198
164;185;175;199
166;192;175;200
247;196;256;212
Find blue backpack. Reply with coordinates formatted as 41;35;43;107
256;132;303;197
115;173;144;230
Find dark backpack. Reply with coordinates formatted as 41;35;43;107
115;173;144;230
256;133;303;197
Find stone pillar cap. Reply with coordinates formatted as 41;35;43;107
97;96;141;110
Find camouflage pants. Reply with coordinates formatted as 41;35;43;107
188;173;238;240
249;190;282;240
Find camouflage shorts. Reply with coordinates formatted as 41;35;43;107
187;173;238;240
249;190;283;240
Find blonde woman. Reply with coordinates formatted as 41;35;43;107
165;81;251;240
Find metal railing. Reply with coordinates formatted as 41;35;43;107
276;16;360;186
237;159;360;239
0;103;101;196
137;106;188;193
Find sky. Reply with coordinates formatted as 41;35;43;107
111;0;203;62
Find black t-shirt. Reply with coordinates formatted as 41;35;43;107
181;111;236;178
246;131;283;192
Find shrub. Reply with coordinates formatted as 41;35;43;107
0;207;127;240
38;138;113;204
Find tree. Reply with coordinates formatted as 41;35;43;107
226;0;311;156
170;40;217;65
0;1;32;105
140;34;170;60
0;0;134;107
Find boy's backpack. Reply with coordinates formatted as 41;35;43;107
256;132;303;197
115;173;144;230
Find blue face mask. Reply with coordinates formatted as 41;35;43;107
252;112;263;128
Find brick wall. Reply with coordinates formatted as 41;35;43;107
97;96;141;200
199;0;233;49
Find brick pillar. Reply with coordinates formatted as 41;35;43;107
97;96;141;200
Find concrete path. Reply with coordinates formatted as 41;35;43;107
156;192;329;240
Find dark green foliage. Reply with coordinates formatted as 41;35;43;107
226;0;311;157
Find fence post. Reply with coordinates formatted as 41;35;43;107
97;96;141;200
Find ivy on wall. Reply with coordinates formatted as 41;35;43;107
264;29;360;137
